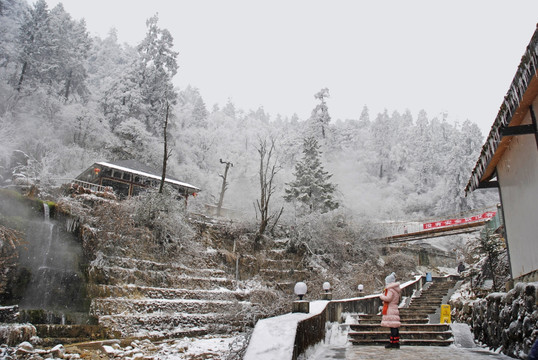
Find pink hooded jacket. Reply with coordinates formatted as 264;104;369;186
380;281;401;328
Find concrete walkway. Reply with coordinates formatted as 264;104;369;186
310;345;515;359
305;323;514;360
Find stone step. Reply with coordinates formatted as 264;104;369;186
349;330;453;341
91;298;252;316
276;281;295;292
350;324;450;332
403;309;439;315
88;284;251;301
18;310;98;325
417;294;448;298
265;249;298;261
258;268;309;281
403;306;438;311
401;305;439;311
88;266;236;290
98;312;248;338
34;324;110;345
261;258;296;268
411;296;446;300
92;254;226;277
357;318;429;325
424;285;454;290
422;289;453;293
356;314;428;320
349;338;453;346
409;300;444;305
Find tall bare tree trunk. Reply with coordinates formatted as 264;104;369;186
255;137;283;242
217;159;233;216
159;102;171;194
17;62;27;92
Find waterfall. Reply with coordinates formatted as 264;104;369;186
43;203;50;221
18;204;86;315
39;204;54;272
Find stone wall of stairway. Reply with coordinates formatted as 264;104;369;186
450;281;537;359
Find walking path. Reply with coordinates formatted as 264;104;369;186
305;323;514;360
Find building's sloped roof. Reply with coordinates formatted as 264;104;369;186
97;161;200;192
465;25;538;193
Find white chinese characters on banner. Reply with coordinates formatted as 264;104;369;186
423;212;496;230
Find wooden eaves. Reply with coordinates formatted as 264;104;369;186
465;25;538;194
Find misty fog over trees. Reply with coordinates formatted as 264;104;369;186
0;0;498;225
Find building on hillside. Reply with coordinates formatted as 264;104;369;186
465;25;538;284
75;160;200;201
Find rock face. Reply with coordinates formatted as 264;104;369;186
451;282;538;358
0;323;36;346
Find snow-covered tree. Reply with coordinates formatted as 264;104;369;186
176;86;208;129
49;4;91;101
136;14;178;135
87;29;136;93
358;105;370;125
101;14;178;136
284;137;339;215
15;0;52;91
308;88;331;139
0;0;28;70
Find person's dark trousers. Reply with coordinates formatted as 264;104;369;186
385;327;400;348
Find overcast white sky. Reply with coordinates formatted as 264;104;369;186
43;0;538;136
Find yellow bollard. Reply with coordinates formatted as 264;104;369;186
440;304;451;323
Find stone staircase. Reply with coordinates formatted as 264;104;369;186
84;236;308;341
86;254;257;339
256;239;309;292
348;279;457;346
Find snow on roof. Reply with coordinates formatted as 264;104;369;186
97;162;200;191
244;301;328;360
465;25;538;193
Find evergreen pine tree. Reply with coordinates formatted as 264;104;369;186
16;0;53;91
136;14;178;135
284;137;339;214
309;88;331;139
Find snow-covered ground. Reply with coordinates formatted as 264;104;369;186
1;333;249;359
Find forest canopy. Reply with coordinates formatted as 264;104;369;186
0;0;498;225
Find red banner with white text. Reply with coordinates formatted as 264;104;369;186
422;211;496;230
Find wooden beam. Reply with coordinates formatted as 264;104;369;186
477;181;499;189
501;124;535;136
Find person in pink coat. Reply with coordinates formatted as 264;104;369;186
380;272;401;348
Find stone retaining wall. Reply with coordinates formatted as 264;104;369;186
450;282;538;359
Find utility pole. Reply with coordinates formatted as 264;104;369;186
217;159;233;216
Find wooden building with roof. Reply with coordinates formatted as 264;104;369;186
465;25;538;284
75;160;200;200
